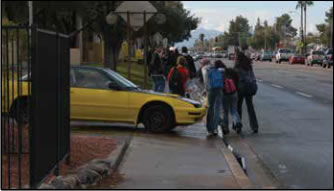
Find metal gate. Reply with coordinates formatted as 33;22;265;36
1;26;70;189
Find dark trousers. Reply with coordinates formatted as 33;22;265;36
237;94;259;130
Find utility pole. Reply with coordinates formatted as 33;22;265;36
264;29;267;50
331;18;333;49
28;1;33;26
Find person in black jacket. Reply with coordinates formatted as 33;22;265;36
233;51;259;134
181;46;197;79
149;47;165;92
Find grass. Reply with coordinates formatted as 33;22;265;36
83;61;153;89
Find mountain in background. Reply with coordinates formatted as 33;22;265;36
174;28;223;49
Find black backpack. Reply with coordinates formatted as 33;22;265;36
239;69;258;96
169;67;183;94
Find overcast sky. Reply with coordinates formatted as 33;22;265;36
183;1;333;34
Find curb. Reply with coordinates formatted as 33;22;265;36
38;138;131;189
214;138;253;189
220;147;253;189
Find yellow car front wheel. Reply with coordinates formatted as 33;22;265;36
143;105;174;133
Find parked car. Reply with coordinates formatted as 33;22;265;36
215;53;223;58
260;51;273;62
322;49;333;68
289;54;305;65
276;49;293;64
2;66;206;133
306;50;325;66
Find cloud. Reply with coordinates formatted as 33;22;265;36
187;6;321;34
189;8;276;32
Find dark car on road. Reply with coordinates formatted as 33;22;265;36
289;54;305;65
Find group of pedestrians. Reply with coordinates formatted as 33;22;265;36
199;50;259;136
148;46;196;97
148;46;259;136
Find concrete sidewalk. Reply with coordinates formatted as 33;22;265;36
116;132;252;189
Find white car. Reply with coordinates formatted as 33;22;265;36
276;49;293;64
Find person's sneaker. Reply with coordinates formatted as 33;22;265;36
213;129;218;136
222;127;230;135
253;129;258;134
207;131;215;137
235;122;242;134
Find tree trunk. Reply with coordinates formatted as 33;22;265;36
103;32;123;71
104;34;113;69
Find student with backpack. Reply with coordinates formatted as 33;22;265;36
234;51;259;134
206;60;225;137
221;68;242;135
167;56;189;97
181;46;197;79
149;47;165;92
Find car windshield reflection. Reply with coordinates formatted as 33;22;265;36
105;69;139;90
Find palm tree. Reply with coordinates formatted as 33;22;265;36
303;1;314;44
296;1;304;53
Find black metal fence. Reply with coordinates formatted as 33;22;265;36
1;26;70;189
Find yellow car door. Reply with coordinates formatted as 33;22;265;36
70;67;129;122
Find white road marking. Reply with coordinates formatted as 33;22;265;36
271;84;284;89
256;79;263;82
296;91;313;98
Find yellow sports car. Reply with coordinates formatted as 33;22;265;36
2;66;206;133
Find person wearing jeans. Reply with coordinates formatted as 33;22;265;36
206;60;225;136
237;94;258;132
152;75;165;92
207;88;223;135
234;51;259;134
222;92;242;134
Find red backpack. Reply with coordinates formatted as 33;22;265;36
224;78;237;95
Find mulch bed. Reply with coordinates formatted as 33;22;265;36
2;132;118;189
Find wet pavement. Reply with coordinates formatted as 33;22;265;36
214;59;333;189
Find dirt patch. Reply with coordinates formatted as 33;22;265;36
2;134;118;189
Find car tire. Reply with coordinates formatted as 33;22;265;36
10;97;29;125
143;105;174;133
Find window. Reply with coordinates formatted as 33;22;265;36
73;68;112;89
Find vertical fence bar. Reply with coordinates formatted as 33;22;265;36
143;11;148;89
6;28;11;189
127;11;131;80
54;32;60;176
11;33;15;156
29;25;36;188
16;28;22;188
1;29;4;188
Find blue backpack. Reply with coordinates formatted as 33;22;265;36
208;68;224;89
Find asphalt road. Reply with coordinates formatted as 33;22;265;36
206;58;333;189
